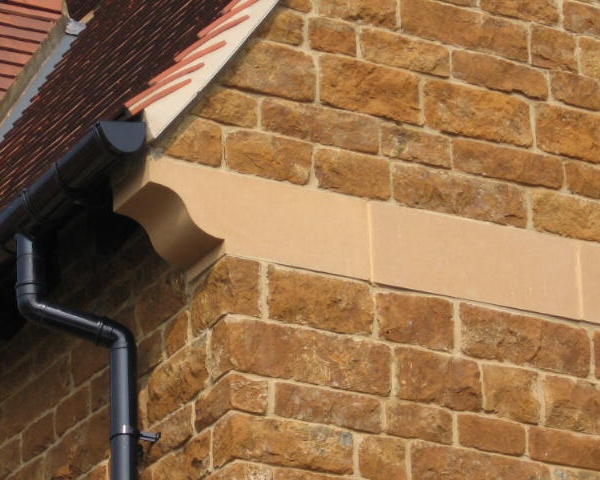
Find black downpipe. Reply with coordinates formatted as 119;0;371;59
15;233;159;479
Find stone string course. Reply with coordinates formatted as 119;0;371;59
3;0;600;479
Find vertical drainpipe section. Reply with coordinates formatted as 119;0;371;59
1;121;159;479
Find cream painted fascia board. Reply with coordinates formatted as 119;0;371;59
114;155;600;323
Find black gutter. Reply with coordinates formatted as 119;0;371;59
0;120;158;480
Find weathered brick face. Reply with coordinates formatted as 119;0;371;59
5;0;600;479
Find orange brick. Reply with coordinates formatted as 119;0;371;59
192;87;258;128
424;80;532;146
402;0;528;61
268;266;373;334
315;148;391;200
544;376;600;435
0;438;22;479
564;0;600;36
281;0;311;12
275;382;382;432
194;373;268;431
566;161;600;199
165;311;188;355
210;317;391;395
458;414;526;456
190;256;261;332
147;431;211;479
145;406;194;464
308;17;356;56
530;427;600;471
273;469;341;480
392;163;527;227
537;104;600;163
258;8;304;46
533;190;600;243
207;463;273;480
223;41;315;101
461;304;590;377
225;131;312;184
320;54;420;124
360;28;449;77
359;436;406;480
147;339;209;422
162;116;222;166
213;412;353;473
396;347;482;411
452;50;547;99
412;443;551;479
316;0;396;27
386;401;453;444
595;331;600;378
453;138;563;188
482;364;540;424
261;98;379;154
22;412;54;462
7;458;44;480
580;37;600;80
553;72;600;112
381;124;451;168
376;292;453;351
480;0;559;24
56;385;90;436
532;25;577;71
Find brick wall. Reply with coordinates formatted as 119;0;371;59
4;0;600;479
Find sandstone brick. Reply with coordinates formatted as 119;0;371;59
551;468;600;480
139;329;163;375
359;436;406;480
566;162;600;199
162;116;222;166
453;138;563;189
381;124;451;168
545;376;600;435
402;0;528;61
458;414;526;456
580;38;600;81
360;28;449;77
376;292;453;351
532;25;577;71
56;385;90;436
595;331;600;378
480;0;559;24
213;412;353;473
262;98;379;154
537;104;600;163
72;339;109;386
396;347;482;411
190;256;261;332
145;406;193;464
135;271;186;335
315;148;391;200
320;54;420;124
387;401;453;444
225;131;312;184
0;354;33;403
0;357;70;438
147;339;209;423
258;8;304;46
147;432;211;480
565;1;600;36
281;0;311;12
392;163;527;227
316;0;396;27
165;311;188;356
551;72;600;111
192;87;258;128
7;458;45;480
461;304;590;376
533;190;600;242
79;465;107;480
46;408;109;479
424;80;532;146
412;443;551;479
208;462;273;480
91;368;109;412
22;412;54;462
308;17;356;56
194;373;268;431
273;469;342;480
211;317;391;395
275;382;382;433
223;41;315;101
268;266;373;334
530;427;600;471
482;364;540;424
0;438;21;479
452;50;547;99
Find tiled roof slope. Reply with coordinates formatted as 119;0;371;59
0;0;61;99
0;0;232;213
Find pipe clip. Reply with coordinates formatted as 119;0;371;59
110;425;161;443
139;431;161;443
